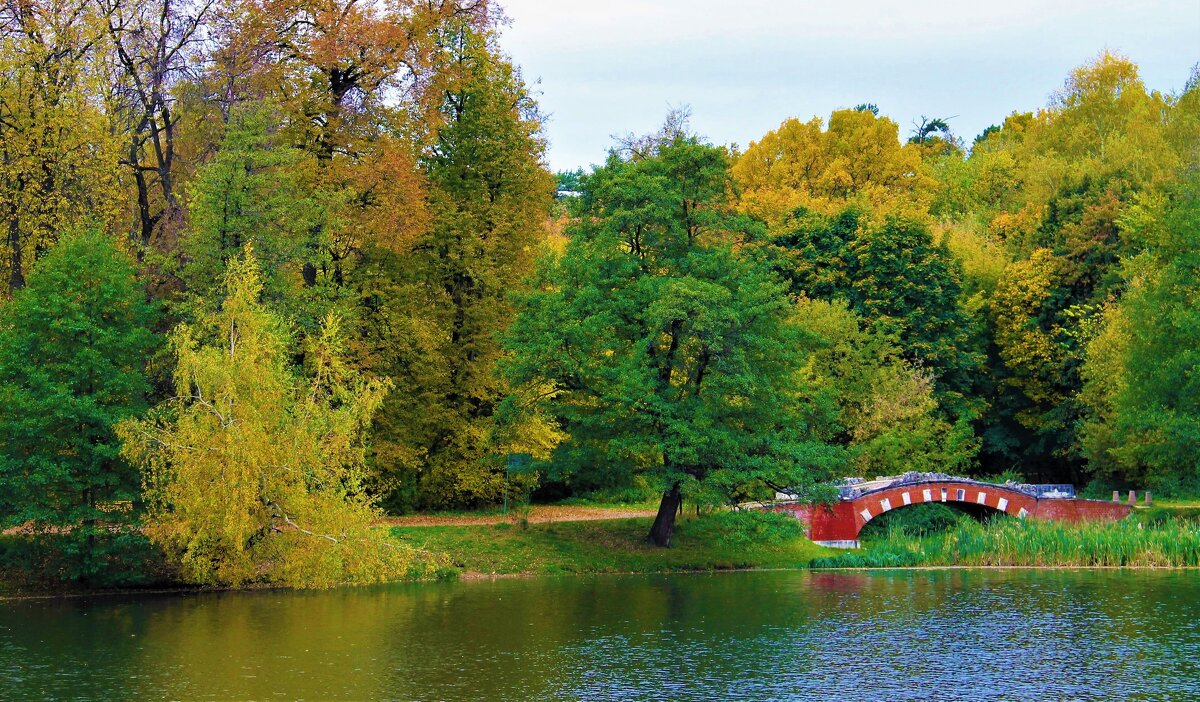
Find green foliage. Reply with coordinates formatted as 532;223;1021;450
1080;177;1200;492
118;248;411;588
180;104;322;325
0;232;156;583
858;502;969;539
763;208;983;412
790;297;978;476
691;510;808;548
505;134;843;542
362;27;555;510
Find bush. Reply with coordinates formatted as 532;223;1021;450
0;532;168;589
681;510;807;548
859;502;970;539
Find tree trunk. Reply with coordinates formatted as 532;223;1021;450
8;215;23;292
647;482;682;547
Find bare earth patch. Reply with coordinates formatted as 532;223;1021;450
380;505;656;527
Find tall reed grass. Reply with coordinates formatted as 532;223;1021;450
812;516;1200;568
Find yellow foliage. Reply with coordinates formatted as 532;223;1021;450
0;1;124;289
118;248;414;588
991;249;1065;411
733;109;934;225
935;219;1009;297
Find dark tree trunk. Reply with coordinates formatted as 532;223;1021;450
647;482;682;547
8;215;23;292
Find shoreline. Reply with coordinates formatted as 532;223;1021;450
6;507;1198;601
6;562;1197;602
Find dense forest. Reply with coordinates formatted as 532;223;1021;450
0;0;1196;583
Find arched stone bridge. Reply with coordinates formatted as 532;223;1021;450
763;473;1132;548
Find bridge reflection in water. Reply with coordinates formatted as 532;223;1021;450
764;472;1132;548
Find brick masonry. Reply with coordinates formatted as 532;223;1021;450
765;481;1132;548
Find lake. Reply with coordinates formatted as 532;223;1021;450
2;569;1198;700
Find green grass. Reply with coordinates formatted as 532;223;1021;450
391;511;834;577
812;514;1200;569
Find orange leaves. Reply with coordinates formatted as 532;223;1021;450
331;135;430;255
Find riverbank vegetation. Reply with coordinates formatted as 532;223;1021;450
395;511;832;577
812;505;1200;569
0;0;1197;590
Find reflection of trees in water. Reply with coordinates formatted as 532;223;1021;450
1;571;1198;699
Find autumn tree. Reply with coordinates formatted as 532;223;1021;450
0;233;156;583
118;248;410;587
732;108;934;224
97;0;215;253
357;26;553;510
218;0;481;289
506;135;840;547
0;0;123;292
925;52;1197;479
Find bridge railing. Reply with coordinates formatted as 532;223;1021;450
828;473;1079;501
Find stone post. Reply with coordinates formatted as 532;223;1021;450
1113;491;1120;502
1128;490;1137;505
1145;491;1152;506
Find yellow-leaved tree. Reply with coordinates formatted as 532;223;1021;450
0;0;124;292
732;107;933;224
118;248;415;588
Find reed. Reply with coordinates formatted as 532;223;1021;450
812;516;1200;568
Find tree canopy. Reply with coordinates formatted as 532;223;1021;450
0;233;156;582
505;136;842;546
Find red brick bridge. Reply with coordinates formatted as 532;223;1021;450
764;473;1132;548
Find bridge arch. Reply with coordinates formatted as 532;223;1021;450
851;480;1037;532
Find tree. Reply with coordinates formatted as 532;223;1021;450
360;25;553;510
791;298;978;477
731;108;934;223
0;0;124;292
761;208;982;408
505;135;840;547
179;103;321;323
0;232;156;582
1080;178;1200;492
98;0;215;253
117;248;408;587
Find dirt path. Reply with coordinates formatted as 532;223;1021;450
381;505;657;527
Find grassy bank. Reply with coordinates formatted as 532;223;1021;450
392;511;833;577
812;510;1200;569
8;504;1197;596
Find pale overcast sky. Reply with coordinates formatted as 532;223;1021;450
497;0;1200;172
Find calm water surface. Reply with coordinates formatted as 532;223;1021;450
1;569;1198;701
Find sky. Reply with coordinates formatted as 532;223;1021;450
496;0;1200;172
